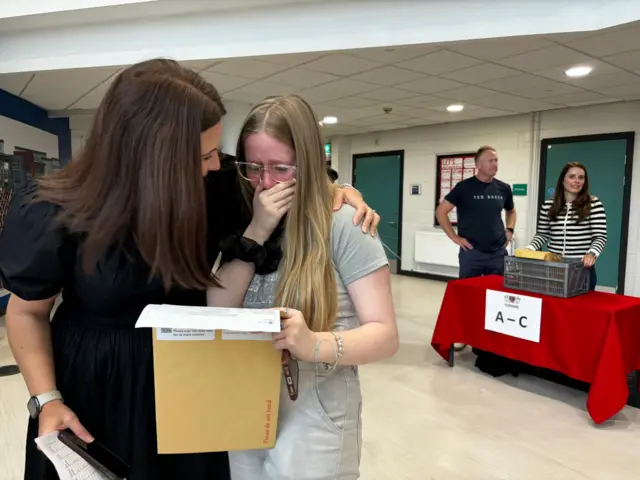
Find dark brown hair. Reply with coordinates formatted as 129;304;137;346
474;145;496;162
36;59;226;290
548;162;591;223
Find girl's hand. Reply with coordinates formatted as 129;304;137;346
246;180;295;243
271;308;316;363
582;253;596;267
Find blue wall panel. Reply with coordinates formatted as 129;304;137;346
0;88;71;164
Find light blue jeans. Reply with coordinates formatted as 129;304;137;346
229;362;362;480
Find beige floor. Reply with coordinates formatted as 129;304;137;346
1;276;640;479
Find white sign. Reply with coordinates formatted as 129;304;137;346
156;328;215;341
484;289;542;343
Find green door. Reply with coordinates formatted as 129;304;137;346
353;152;403;271
542;139;628;291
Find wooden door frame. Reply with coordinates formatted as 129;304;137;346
538;132;635;294
352;150;405;269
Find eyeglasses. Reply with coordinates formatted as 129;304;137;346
235;161;297;183
282;350;298;401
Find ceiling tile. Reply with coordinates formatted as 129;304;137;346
208;58;286;79
70;74;117;109
396;116;440;126
260;52;326;66
566;25;640;57
356;87;416;102
301;53;381;76
368;123;406;132
180;59;220;72
603;50;640;73
339;105;396;121
514;83;584;100
464;107;518;117
398;50;483;75
594;84;640;99
350;66;426;86
480;74;564;93
400;107;447;119
223;81;288;103
434;86;499;102
0;72;33;96
347;44;440;64
470;93;558;112
440;63;520;84
447;36;555;61
544;91;615;107
544;30;605;43
355;113;412;126
22;67;118;110
559;71;640;91
397;77;466;95
496;46;595;73
200;71;255;94
320;97;379;109
265;67;339;89
297;78;378;103
479;74;585;99
534;60;625;83
394;95;456;108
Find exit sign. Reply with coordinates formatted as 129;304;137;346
513;184;528;196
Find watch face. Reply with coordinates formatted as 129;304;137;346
27;397;40;419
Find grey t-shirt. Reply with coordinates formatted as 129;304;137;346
243;205;389;332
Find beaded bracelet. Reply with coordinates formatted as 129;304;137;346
323;332;344;371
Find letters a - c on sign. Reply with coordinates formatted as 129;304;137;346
484;289;542;343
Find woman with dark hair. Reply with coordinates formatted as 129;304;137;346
526;162;607;290
0;59;379;480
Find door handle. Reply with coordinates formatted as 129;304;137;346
388;221;397;226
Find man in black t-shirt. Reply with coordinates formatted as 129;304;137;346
435;145;517;278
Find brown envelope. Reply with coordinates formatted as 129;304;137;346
141;308;284;454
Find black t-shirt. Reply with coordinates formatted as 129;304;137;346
444;176;514;252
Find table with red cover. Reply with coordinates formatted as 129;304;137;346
431;275;640;424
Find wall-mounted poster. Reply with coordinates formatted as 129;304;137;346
434;152;477;227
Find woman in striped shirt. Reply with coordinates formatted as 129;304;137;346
526;162;607;291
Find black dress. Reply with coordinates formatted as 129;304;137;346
0;169;247;480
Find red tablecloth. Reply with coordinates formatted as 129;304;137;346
431;275;640;424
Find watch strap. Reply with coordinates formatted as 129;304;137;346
36;390;63;408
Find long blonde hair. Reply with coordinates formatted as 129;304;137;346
236;95;338;332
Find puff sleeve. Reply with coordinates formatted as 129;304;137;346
0;183;70;301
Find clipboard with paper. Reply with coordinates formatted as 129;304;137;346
135;306;283;454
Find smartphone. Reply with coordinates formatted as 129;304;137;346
58;430;130;480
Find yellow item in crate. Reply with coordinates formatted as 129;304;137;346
514;248;562;262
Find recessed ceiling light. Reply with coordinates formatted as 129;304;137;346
565;65;593;78
322;116;338;124
447;104;464;113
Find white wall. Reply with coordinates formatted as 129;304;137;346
335;100;640;296
0;115;59;157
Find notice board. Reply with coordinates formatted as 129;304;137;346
434;153;477;227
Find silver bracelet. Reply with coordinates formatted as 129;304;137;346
340;183;353;189
323;332;344;371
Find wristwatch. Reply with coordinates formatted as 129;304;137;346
506;227;514;233
27;390;63;419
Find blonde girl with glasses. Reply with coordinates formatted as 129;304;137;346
209;94;398;480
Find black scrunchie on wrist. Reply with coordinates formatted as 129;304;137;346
218;234;283;275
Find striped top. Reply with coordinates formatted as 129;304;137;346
527;197;607;258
